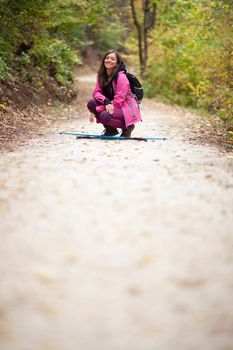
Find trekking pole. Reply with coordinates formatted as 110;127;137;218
59;131;166;141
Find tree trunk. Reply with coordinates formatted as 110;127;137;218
130;0;143;75
130;0;157;77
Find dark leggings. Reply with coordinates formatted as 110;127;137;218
87;98;126;129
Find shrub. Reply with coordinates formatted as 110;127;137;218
145;0;233;129
30;37;81;86
0;56;11;81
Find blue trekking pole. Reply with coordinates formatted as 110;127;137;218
59;131;166;142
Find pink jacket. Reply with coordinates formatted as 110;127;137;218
93;71;142;127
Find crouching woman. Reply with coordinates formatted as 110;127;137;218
87;50;142;137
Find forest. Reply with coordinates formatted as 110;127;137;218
0;0;232;138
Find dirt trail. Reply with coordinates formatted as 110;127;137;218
0;72;233;350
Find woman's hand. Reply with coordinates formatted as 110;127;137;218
105;103;114;114
89;113;95;123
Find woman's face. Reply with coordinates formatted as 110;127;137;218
104;52;118;70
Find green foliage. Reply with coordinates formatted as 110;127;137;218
0;56;11;81
144;0;233;128
92;22;126;52
0;0;130;88
0;0;83;86
76;0;129;53
30;37;80;85
0;37;12;81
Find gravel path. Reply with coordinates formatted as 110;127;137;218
0;75;233;350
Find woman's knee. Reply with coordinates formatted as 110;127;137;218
87;98;97;112
98;111;111;124
98;111;125;128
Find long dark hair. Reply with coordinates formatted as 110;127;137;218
97;50;122;88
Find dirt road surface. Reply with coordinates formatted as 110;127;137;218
0;73;233;350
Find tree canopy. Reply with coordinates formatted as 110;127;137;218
0;0;232;130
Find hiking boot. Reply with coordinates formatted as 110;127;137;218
120;124;135;137
102;126;119;136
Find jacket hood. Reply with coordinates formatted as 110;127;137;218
111;61;127;81
118;61;127;73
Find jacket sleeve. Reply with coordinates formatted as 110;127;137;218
112;73;130;109
93;80;107;104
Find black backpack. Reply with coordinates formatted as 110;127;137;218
126;72;144;104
